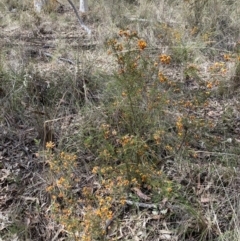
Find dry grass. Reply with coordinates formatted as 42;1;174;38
1;0;240;240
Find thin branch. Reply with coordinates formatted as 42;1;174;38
66;0;91;36
43;52;75;65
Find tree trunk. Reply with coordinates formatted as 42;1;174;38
34;0;46;12
79;0;88;13
34;0;89;13
34;0;57;12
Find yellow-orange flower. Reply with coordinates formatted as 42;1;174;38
137;39;147;50
46;141;55;149
223;54;230;61
158;72;167;83
159;54;171;64
119;29;130;37
206;82;213;89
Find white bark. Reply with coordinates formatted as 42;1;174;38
34;0;89;13
67;0;91;36
33;0;91;36
79;0;88;13
34;0;46;12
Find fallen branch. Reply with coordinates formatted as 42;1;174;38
125;200;157;209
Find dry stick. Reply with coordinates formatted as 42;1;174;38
194;151;239;157
43;115;74;146
105;205;126;233
105;200;158;232
43;52;75;65
124;200;158;209
52;226;65;241
66;0;91;36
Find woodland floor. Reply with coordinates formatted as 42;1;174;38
1;1;240;241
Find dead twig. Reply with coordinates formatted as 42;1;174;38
125;200;158;209
43;52;75;65
66;0;91;36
